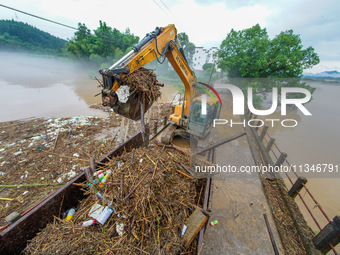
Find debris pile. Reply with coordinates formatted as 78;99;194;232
0;116;113;226
24;146;202;254
0;102;169;227
115;68;163;120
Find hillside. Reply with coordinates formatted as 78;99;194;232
303;70;340;83
0;19;67;54
304;70;340;78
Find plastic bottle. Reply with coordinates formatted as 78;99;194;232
82;219;96;227
96;206;114;225
92;180;100;190
66;208;75;221
98;172;104;181
101;170;111;184
118;161;121;168
98;182;104;189
88;182;98;193
88;183;103;200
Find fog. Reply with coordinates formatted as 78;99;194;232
0;51;106;122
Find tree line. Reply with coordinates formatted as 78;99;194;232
0;19;66;54
66;22;139;68
0;19;320;96
65;22;196;70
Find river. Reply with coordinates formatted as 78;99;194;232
0;52;177;122
0;52;108;121
264;80;340;231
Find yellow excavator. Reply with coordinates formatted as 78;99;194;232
100;24;221;143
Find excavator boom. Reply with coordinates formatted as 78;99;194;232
100;24;220;140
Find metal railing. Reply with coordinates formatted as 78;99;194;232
251;117;339;255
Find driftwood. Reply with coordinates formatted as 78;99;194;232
24;146;202;254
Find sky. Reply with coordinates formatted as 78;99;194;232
1;0;339;73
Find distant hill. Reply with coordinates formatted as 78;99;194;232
0;19;67;55
303;70;340;78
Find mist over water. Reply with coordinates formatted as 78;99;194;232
0;51;106;121
0;52;178;122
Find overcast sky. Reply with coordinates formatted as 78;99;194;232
1;0;339;73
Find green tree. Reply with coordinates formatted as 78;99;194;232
74;23;91;41
202;62;216;72
65;23;96;60
217;24;270;78
266;30;319;78
202;63;212;70
65;21;139;64
177;32;195;65
217;24;319;79
216;24;319;99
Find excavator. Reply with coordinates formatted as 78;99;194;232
99;24;221;144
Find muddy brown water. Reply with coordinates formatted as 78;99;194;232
0;52;177;122
0;52;108;121
1;52;339;244
264;80;340;233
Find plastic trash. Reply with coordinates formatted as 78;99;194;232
210;220;218;226
101;170;111;184
181;224;187;236
98;172;104;181
96;206;114;225
66;208;75;221
67;170;77;179
88;183;103;200
14;150;22;156
116;222;125;236
89;203;104;219
82;219;96;227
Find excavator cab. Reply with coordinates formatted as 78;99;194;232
161;96;220;144
187;96;221;138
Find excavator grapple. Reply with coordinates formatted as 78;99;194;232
100;68;162;120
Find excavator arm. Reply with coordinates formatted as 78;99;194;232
100;24;196;122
